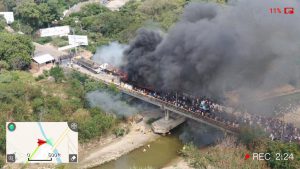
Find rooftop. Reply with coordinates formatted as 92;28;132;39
32;54;55;64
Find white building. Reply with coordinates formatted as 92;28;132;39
39;26;70;37
32;54;55;68
0;12;14;24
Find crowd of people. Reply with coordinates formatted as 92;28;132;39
273;100;300;116
74;59;300;144
131;86;300;143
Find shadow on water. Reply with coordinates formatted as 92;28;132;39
177;120;225;148
96;120;224;169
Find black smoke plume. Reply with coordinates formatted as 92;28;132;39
122;0;300;101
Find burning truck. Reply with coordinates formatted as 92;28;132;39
73;57;102;74
73;56;128;81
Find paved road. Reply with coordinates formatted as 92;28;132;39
69;64;120;84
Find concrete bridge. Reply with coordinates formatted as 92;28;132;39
121;87;237;134
70;65;238;134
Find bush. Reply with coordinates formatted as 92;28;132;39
70;71;89;83
35;74;45;81
108;84;119;93
0;16;6;31
238;126;267;150
266;141;300;169
113;128;126;137
11;21;34;34
0;61;9;70
49;66;65;83
43;70;50;77
35;37;52;44
51;37;69;47
84;80;106;92
78;108;116;142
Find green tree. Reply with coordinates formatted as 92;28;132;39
0;15;6;31
0;32;34;70
3;0;17;11
14;0;61;31
78;107;115;142
49;66;65;83
0;61;9;70
137;0;185;30
14;0;41;29
46;0;64;19
70;71;89;83
38;2;56;27
76;3;109;17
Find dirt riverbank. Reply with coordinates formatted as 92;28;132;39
162;157;192;169
79;112;161;169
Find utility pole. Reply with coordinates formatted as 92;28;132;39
72;28;78;55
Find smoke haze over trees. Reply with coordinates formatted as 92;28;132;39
122;0;300;100
86;90;139;117
92;42;128;67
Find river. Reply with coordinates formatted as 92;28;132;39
92;121;224;169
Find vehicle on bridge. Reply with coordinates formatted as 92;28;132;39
73;57;102;74
200;100;210;111
100;63;128;78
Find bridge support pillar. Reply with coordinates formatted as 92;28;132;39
164;109;170;121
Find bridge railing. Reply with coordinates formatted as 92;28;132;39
120;86;239;133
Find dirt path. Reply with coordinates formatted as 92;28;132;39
65;0;130;16
105;0;130;11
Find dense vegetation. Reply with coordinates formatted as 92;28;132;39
1;0;89;33
2;0;189;52
0;32;34;70
0;69;120;166
181;128;300;169
61;0;187;52
1;0;224;53
0;16;5;31
180;139;269;169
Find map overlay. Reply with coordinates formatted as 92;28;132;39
6;122;78;163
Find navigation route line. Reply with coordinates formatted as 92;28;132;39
37;122;62;163
22;141;42;169
21;123;74;168
52;127;70;151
